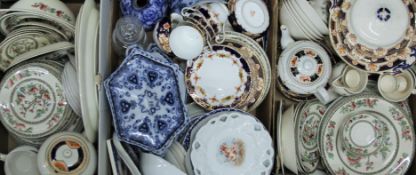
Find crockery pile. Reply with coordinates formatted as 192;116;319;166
278;0;416;174
106;0;274;174
0;0;99;174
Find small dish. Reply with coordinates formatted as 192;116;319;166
228;0;269;37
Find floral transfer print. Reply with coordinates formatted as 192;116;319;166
31;2;72;22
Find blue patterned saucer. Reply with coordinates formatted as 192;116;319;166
105;46;188;155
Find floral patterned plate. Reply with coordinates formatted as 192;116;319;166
186;45;252;110
319;93;415;175
294;100;326;173
190;110;274;175
105;47;188;155
0;62;71;139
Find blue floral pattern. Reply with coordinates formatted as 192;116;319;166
120;0;168;30
170;0;200;13
105;46;188;155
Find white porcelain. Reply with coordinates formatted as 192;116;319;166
233;0;269;34
319;93;415;175
12;21;69;40
62;62;82;117
6;0;75;25
2;146;40;175
278;26;334;104
280;105;298;174
169;26;204;60
37;132;97;175
330;63;368;96
378;70;416;102
200;2;230;25
287;0;324;38
76;0;99;142
186;45;251;110
8;41;73;70
294;0;328;35
347;0;409;48
190;110;274;175
112;134;142;175
139;152;186;175
165;141;186;172
308;0;329;23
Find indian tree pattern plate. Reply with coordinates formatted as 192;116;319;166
0;63;70;138
190;110;274;175
38;132;96;175
105;49;188;155
186;45;252;110
319;93;415;175
329;0;416;73
295;100;326;173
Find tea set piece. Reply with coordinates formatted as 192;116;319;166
278;26;334;104
329;62;368;96
153;16;174;56
1;146;40;175
378;70;416;102
0;0;75;38
292;0;328;35
139;151;186;175
170;0;201;13
113;16;147;56
227;0;269;37
186;44;252;110
120;0;168;30
164;141;187;172
169;25;204;60
37;132;97;175
198;1;230;28
319;93;415;175
105;46;188;155
280;105;300;174
0;62;73;140
328;0;416;73
76;0;100;143
62;62;82;117
294;100;326;173
189;109;274;175
11;21;70;40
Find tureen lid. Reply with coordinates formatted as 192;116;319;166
278;41;332;94
37;132;97;175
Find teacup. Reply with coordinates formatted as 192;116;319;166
378;70;416;102
169;25;204;60
330;63;368;96
1;146;40;175
228;0;269;37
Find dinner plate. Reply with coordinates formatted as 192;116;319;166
319;93;415;175
190;109;274;175
186;45;252;110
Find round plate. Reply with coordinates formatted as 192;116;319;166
186;45;252;110
278;41;332;94
319;93;415;175
0;63;69;138
37;132;96;175
190;110;274;175
234;0;269;34
329;0;416;73
295;100;326;173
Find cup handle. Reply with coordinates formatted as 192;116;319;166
170;13;184;27
0;153;6;162
314;87;338;104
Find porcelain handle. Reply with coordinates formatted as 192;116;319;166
170;13;184;27
0;153;6;162
314;87;338;104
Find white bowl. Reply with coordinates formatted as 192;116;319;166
139;152;186;175
169;26;204;60
8;0;75;25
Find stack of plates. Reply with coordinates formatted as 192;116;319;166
280;0;328;41
0;60;82;146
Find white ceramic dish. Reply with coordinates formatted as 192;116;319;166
112;134;142;175
139;152;186;175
